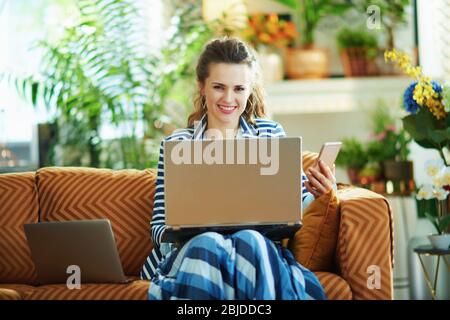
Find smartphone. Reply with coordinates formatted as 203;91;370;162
315;142;342;169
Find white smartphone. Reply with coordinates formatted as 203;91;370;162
315;142;342;169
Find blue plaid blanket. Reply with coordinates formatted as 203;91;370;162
149;230;326;300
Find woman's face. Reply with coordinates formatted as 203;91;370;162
200;62;252;130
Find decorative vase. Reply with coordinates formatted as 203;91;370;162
428;234;450;250
257;47;284;84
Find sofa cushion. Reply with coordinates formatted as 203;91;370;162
0;284;36;300
288;188;340;272
0;288;22;300
26;280;149;300
0;172;38;284
302;151;318;172
36;167;156;276
315;272;352;300
335;187;394;300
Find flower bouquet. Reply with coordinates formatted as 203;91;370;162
385;49;450;165
241;13;297;83
241;13;297;50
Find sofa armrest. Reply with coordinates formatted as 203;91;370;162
335;186;394;300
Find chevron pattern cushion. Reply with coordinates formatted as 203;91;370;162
315;272;352;300
302;151;318;172
0;288;22;300
0;172;38;284
25;280;149;300
0;284;36;300
336;187;394;300
36;167;156;276
0;280;149;300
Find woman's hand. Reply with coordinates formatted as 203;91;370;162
304;160;336;198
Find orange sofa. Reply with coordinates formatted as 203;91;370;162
0;152;394;300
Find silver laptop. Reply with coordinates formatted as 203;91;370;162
161;137;302;243
24;219;129;285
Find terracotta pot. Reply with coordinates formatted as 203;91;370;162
346;167;360;185
284;47;329;79
340;47;378;77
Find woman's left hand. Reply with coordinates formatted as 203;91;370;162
304;160;336;198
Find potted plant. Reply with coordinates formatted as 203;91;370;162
385;49;450;166
336;27;379;77
354;0;411;75
365;102;413;195
241;13;297;83
7;0;212;169
273;0;352;78
416;159;450;249
335;137;369;185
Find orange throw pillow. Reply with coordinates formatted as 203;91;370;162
288;188;340;272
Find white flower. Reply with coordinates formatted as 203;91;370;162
425;159;445;177
439;166;450;186
432;175;445;188
416;184;435;200
434;188;449;200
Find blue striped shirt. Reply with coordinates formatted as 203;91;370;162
140;114;314;280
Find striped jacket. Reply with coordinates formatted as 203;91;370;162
140;114;314;280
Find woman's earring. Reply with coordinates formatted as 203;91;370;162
202;98;207;110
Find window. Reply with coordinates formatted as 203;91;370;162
0;0;163;171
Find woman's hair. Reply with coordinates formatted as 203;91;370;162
187;37;266;127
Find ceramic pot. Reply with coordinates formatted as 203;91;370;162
428;233;450;250
258;48;284;83
285;47;329;79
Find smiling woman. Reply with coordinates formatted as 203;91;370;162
140;37;336;300
200;63;253;137
188;38;266;139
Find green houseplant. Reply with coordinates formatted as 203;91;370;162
353;0;410;50
273;0;352;78
6;0;212;169
353;0;411;75
335;137;369;184
336;27;379;77
365;103;413;194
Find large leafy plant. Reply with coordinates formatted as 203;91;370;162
8;0;212;169
273;0;352;47
353;0;410;49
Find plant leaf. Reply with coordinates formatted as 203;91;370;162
425;212;440;233
438;215;450;234
31;82;39;106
